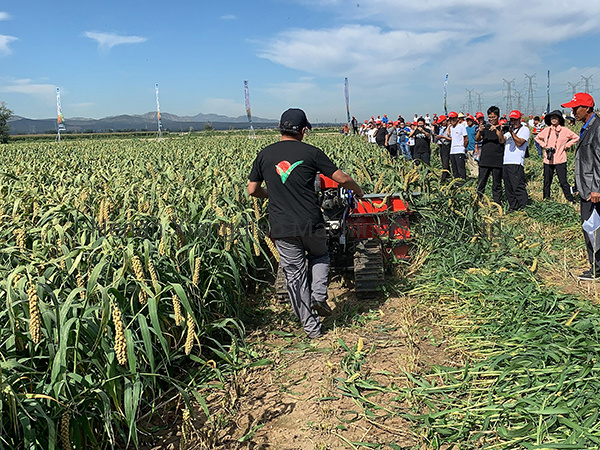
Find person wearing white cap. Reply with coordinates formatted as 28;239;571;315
561;92;600;280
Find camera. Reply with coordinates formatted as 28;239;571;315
501;122;512;133
546;147;556;158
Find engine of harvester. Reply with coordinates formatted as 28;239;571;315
319;185;355;272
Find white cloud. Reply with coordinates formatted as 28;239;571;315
71;102;94;109
255;0;600;117
0;79;55;96
220;14;236;20
0;35;17;55
260;80;318;98
0;12;11;21
84;31;147;51
201;98;245;117
256;80;346;121
0;80;57;116
258;24;454;82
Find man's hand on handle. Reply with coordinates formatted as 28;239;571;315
331;169;364;198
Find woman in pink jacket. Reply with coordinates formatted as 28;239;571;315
535;110;579;202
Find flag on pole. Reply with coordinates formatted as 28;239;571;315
344;77;351;123
56;87;66;131
244;81;256;138
546;70;551;115
244;80;252;124
443;74;449;115
155;83;163;131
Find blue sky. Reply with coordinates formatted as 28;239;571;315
1;1;600;123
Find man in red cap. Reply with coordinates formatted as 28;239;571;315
397;120;411;160
474;112;485;161
385;121;398;158
408;116;431;164
434;115;451;181
446;111;468;179
531;116;545;157
561;92;600;280
374;120;388;148
465;115;479;178
502;109;530;211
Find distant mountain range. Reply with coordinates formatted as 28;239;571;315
8;112;278;134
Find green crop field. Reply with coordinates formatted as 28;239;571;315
1;132;598;449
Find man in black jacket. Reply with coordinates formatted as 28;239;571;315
475;106;506;204
561;93;600;280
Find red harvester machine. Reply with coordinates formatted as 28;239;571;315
276;174;413;299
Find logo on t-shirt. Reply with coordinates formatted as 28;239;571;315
275;160;303;184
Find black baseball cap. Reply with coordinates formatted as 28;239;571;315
279;108;312;134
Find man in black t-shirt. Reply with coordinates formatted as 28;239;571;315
475;106;506;204
248;108;364;339
408;117;431;165
374;121;387;148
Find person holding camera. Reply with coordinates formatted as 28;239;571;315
434;115;451;182
534;110;578;202
408;117;431;164
475;106;506;204
502;110;530;212
446;111;468;179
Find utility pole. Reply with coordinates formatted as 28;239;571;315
515;91;523;112
568;81;579;96
581;75;594;94
503;78;515;113
465;89;475;113
524;73;536;116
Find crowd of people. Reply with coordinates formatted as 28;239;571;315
352;107;583;212
346;94;600;283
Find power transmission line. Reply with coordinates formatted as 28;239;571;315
567;81;580;96
476;92;483;112
465;89;475;113
524;73;536;116
503;78;515;113
581;75;594;93
515;91;523;112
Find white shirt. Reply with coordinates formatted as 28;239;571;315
367;128;377;143
503;125;531;165
449;123;468;155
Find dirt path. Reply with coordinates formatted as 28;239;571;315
218;290;448;449
142;281;450;450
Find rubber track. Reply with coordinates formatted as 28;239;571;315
353;239;384;294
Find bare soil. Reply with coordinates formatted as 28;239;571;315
141;280;451;450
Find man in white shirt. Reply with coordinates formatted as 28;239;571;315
502;110;531;212
366;123;377;144
446;111;469;179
